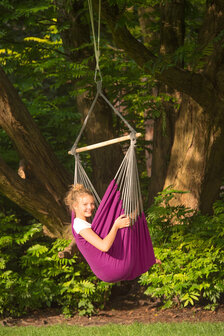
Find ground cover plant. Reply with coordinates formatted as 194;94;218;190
0;212;113;317
0;322;224;336
139;189;224;310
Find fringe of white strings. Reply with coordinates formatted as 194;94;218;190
74;139;143;225
74;154;101;219
115;139;143;225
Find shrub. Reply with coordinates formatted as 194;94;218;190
140;188;224;310
0;213;113;317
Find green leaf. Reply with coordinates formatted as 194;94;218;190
27;244;49;257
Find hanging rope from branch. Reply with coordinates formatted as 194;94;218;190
88;0;102;82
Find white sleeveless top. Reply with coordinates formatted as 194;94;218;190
73;217;91;234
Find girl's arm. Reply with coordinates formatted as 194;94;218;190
79;215;130;252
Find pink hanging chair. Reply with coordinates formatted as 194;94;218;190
72;179;156;283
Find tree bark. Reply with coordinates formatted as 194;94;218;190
164;95;209;210
138;2;184;206
163;1;224;213
164;96;224;213
0;66;72;237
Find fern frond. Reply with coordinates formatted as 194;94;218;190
26;244;49;257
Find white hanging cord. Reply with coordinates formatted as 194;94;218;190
100;92;136;134
88;0;102;82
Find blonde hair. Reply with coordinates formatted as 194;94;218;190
64;184;93;211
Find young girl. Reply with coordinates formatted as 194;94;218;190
64;184;131;252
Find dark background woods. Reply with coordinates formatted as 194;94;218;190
0;0;224;238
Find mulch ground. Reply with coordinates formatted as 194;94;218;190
1;283;224;327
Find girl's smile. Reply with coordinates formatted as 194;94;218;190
73;194;95;220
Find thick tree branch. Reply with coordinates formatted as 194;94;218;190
0;157;45;214
0;66;73;237
0;156;68;237
159;68;217;110
95;0;216;109
0;66;71;198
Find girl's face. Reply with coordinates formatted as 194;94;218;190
73;194;95;220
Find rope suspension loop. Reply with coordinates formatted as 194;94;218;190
68;81;137;155
88;0;102;82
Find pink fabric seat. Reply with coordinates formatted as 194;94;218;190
72;179;156;283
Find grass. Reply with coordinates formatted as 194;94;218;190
0;322;223;336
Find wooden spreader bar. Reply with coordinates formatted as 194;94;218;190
68;132;142;154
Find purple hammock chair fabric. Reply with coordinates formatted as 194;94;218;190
72;179;156;283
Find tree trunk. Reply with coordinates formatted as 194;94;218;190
164;96;224;214
0;67;72;238
164;95;208;209
138;2;185;206
163;0;224;213
149;96;177;205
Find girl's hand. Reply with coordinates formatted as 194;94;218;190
114;215;130;229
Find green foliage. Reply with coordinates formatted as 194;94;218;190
140;189;224;310
0;213;113;317
0;0;177;186
147;187;195;243
0;0;82;173
0;0;215;175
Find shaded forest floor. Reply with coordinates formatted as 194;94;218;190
1;283;223;327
